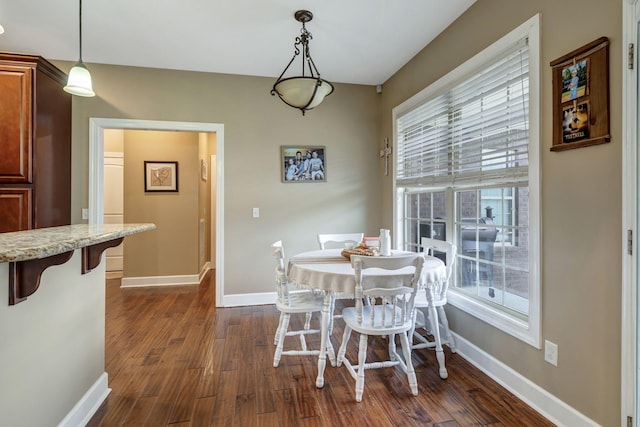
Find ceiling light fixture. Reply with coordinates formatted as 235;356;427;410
271;10;334;115
64;0;95;97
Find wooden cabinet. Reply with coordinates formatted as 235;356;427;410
0;188;31;232
0;53;71;232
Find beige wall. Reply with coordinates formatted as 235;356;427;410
380;1;622;425
0;253;106;426
123;130;200;277
59;63;382;296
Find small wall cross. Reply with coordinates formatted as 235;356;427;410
380;138;392;176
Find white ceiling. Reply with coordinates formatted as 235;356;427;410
0;0;475;86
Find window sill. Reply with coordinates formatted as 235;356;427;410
447;288;541;349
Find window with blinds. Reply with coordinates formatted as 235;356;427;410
392;14;540;347
397;37;529;189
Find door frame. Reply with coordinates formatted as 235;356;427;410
88;118;225;307
623;0;638;424
103;151;124;272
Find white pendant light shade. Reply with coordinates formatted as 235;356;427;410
65;0;95;97
273;77;334;110
64;62;95;97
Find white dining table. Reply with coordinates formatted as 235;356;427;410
287;248;447;388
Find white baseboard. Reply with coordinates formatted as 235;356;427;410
223;291;277;307
121;274;199;288
199;263;211;282
57;372;111;427
452;332;599;427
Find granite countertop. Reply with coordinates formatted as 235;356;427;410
0;223;156;263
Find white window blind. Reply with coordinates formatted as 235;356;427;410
397;37;529;188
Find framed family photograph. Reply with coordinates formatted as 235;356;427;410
281;146;326;183
144;161;179;192
550;37;610;151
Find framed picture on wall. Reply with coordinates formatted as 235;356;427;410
550;37;610;151
281;146;326;183
144;161;179;192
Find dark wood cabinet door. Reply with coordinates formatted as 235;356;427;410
0;188;31;232
0;64;33;183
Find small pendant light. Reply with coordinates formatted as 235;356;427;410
64;0;95;97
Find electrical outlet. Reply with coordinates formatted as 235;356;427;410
82;208;89;220
544;340;558;366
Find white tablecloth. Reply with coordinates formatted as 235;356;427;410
288;248;446;296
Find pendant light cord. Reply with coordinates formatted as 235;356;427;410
78;0;83;63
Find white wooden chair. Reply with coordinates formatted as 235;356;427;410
336;254;424;402
271;240;325;368
317;233;364;250
410;237;457;379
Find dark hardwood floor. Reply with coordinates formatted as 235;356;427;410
90;271;555;426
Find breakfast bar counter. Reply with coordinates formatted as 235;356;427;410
0;223;156;305
0;223;156;263
0;223;155;427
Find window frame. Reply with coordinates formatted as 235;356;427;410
392;14;541;348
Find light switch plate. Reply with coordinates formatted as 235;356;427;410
252;207;259;218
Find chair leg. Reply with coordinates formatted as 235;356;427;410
299;312;313;351
388;333;397;361
399;331;418;396
273;313;290;368
304;312;312;330
274;312;285;346
437;306;456;353
428;304;448;379
328;299;336;335
410;307;433;349
409;310;418;346
326;338;337;367
337;325;352;367
355;333;368;402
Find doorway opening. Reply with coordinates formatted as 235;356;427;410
88;118;225;307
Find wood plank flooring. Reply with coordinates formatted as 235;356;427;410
90;271;555;426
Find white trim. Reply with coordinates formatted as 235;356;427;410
223;292;277;307
453;333;600;427
88;118;225;307
120;274;200;288
447;290;538;347
57;373;110;427
214;139;225;308
210;154;217;270
199;262;212;283
622;0;638;425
